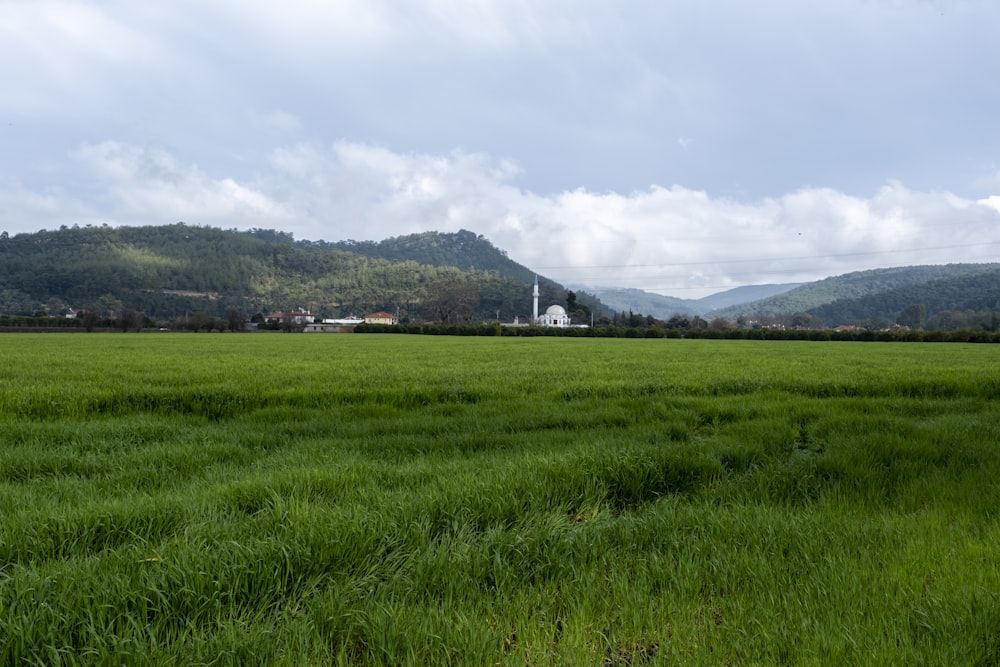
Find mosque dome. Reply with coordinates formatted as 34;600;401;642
545;305;567;316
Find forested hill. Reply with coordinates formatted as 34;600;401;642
805;268;1000;329
0;224;575;322
708;264;1000;322
333;230;536;284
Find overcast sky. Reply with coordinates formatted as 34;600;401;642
3;0;999;297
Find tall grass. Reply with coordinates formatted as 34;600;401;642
1;334;998;664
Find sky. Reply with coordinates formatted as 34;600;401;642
2;0;1000;298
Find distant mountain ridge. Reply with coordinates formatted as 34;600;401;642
581;283;802;319
593;263;1000;327
697;283;805;312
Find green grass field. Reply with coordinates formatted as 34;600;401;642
2;334;999;665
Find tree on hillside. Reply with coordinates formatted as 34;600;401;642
281;311;305;333
791;312;820;329
422;279;480;323
897;303;926;329
117;308;146;333
227;309;244;332
81;310;101;332
566;290;591;324
566;291;578;312
189;311;213;332
96;295;123;319
0;289;34;316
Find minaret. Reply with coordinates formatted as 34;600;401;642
532;275;539;324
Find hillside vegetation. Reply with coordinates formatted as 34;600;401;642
707;263;1000;326
0;224;577;322
334;230;534;283
807;267;1000;329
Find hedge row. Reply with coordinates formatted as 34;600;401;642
0;316;95;329
354;322;1000;343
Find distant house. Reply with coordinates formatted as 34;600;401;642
264;308;314;325
303;323;354;333
303;318;364;333
364;311;398;325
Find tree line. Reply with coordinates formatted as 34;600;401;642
354;321;1000;343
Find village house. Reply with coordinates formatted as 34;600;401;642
264;308;314;325
364;311;398;325
303;317;364;333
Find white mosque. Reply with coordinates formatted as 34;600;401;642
532;275;571;327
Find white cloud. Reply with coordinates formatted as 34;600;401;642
191;0;399;57
0;181;97;229
980;196;1000;215
0;1;160;114
3;140;999;297
5;1;1000;201
72;141;296;226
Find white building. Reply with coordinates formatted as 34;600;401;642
532;276;571;327
364;311;398;325
264;308;314;324
537;304;571;327
303;318;363;333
